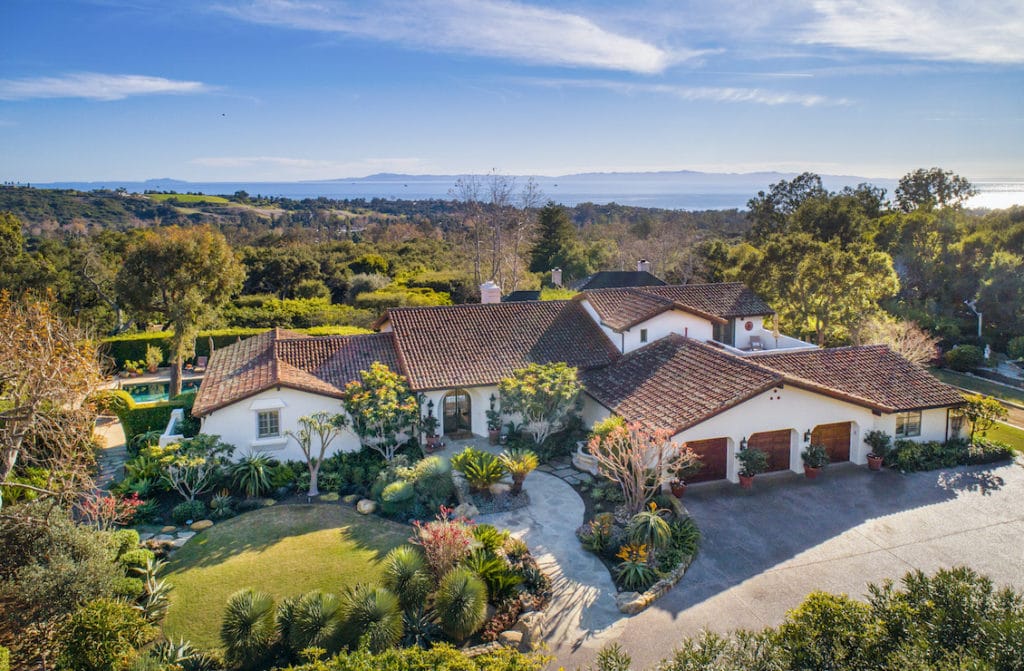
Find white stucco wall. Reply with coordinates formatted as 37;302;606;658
581;393;612;428
872;407;955;443
619;310;714;353
731;316;765;350
200;387;361;463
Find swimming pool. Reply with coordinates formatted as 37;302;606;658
121;379;201;403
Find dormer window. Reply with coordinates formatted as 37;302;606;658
640;328;648;343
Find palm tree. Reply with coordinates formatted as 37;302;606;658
499;448;539;495
287;590;343;655
220;589;277;670
381;546;431;611
340;584;403;652
434;567;488;641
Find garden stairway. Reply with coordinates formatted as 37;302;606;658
93;416;128;492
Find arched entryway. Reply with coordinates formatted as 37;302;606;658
443;389;473;436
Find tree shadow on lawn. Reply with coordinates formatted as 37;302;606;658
649;459;1017;619
163;503;411;574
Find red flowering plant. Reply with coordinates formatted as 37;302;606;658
410;505;475;578
78;491;144;530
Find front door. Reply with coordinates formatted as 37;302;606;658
443;390;472;435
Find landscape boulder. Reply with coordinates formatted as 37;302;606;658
356;499;377;515
190;519;214;531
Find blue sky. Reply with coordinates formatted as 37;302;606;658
1;0;1022;182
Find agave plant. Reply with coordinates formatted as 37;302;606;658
450;447;506;492
132;557;173;623
231;452;274;498
287;590;343;654
210;489;235;519
340;584;403;652
220;589;277;669
499;448;539;495
381;546;431;611
149;637;222;670
401;604;442;649
434;567;488;641
627;502;672;555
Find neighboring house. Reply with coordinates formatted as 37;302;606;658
572;259;667;291
192;282;964;483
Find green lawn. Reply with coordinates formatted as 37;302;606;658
930;368;1024;405
985;423;1024;453
162;504;410;651
148;193;230;204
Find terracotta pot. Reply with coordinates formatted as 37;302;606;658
804;465;821;479
670;481;686;498
867;454;883;471
739;474;754;489
488;429;500;445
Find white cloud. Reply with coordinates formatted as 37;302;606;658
525;77;847;107
0;73;211;101
215;0;685;73
189;155;431;178
801;0;1024;64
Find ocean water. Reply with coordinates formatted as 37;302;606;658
38;176;1024;211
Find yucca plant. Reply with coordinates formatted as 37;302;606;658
220;589;277;669
340;584;403;652
627;502;672;555
287;590;343;654
381;546;431;611
450;447;506;492
231;452;274;498
499;448;539;495
434;567;488;641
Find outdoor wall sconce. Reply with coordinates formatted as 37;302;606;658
739;437;747;450
427;399;434;416
803;429;811;443
490;393;496;410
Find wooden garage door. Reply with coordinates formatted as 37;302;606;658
747;429;791;472
685;438;728;482
811;422;851;462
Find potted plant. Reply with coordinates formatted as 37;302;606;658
736;448;768;489
669;458;703;498
800;443;829;479
421;414;440;451
864;429;892;471
486;395;502;445
145;345;163;374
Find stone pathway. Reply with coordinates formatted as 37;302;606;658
479;471;625;654
93;416;128;492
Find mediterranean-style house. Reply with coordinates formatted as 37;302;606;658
191;282;965;484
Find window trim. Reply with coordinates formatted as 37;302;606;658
895;410;922;438
256;409;281;439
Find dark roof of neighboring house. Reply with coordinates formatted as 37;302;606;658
385;300;620;391
192;328;400;415
583;335;783;434
749;345;965;412
503;290;541;302
572;270;666;291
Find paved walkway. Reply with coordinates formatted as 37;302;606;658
93;416;128;492
479;470;625;654
556;459;1024;671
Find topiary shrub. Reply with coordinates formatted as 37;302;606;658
380;480;415;516
118;548;155;571
109;528;140;559
0;645;8;671
945;344;985;372
171;500;207;525
111;576;145;600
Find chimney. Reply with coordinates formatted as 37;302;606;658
637;259;651;273
551;267;563;287
480;280;502;304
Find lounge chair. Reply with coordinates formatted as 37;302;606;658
194;355;208;372
748;335;764;351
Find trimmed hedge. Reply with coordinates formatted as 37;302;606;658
101;325;372;368
888;438;1012;473
0;645;8;671
99;389;198;447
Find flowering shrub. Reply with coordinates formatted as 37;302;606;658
615;543;656;591
78;492;144;530
410;506;475;578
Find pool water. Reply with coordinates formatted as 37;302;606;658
122;379;201;403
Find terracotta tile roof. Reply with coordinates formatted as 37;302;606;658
583;335;783;434
579;282;772;331
192;328;399;415
572;270;666;291
385;300;620;390
749;345;965;412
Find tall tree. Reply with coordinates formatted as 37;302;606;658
746;172;828;243
116;226;244;397
0;293;102;510
895;168;976;212
528;202;579;279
